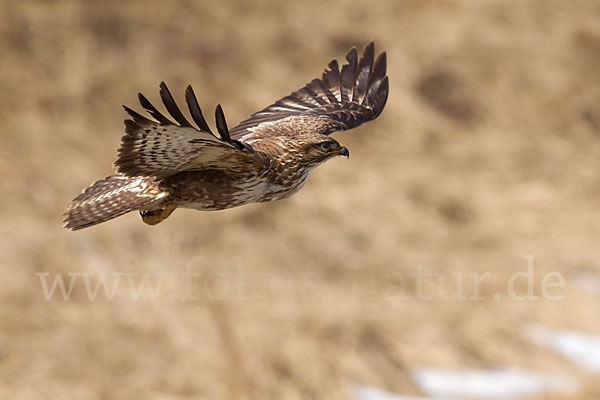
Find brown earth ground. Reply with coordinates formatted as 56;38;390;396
1;0;600;399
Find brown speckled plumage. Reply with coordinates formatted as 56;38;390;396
63;42;388;230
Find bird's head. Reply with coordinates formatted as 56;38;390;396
292;133;349;169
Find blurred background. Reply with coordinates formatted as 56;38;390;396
1;0;600;399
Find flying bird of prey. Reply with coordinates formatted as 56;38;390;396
63;42;388;230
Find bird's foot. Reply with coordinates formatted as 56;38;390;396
140;203;177;225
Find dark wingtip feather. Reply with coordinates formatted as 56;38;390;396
362;50;387;108
322;59;341;101
371;51;387;84
159;81;193;128
215;104;232;143
345;46;358;62
353;42;375;103
362;41;375;63
138;92;173;125
185;85;213;134
371;76;389;119
122;105;155;125
339;47;358;102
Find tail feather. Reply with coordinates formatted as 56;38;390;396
63;174;166;230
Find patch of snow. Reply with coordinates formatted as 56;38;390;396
412;367;575;399
525;324;600;372
354;385;432;400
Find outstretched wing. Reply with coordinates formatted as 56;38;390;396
229;42;388;142
115;82;262;179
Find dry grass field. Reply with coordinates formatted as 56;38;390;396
2;0;600;398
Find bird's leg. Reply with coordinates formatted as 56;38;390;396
140;203;177;225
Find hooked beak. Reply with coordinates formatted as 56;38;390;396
339;145;350;158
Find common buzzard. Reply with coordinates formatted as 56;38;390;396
64;42;388;230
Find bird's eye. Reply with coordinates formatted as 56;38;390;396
320;142;332;151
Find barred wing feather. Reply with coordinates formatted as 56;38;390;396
229;41;388;141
